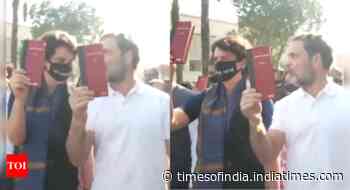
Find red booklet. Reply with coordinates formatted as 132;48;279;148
20;40;46;86
171;21;195;64
195;75;208;91
247;46;275;100
78;44;108;97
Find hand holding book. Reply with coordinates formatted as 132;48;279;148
78;44;108;97
19;40;46;87
246;46;275;100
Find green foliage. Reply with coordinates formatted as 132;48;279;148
29;1;104;44
235;0;324;66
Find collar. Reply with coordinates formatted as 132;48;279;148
108;80;144;97
298;80;338;99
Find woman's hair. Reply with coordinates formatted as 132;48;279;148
38;30;77;61
211;35;252;62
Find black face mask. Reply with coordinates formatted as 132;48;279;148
209;60;240;83
48;61;72;81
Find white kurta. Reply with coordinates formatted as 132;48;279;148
271;82;350;190
87;81;170;190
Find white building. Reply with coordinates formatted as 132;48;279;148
0;0;32;64
0;23;32;64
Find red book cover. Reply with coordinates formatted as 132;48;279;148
78;44;108;97
20;40;46;86
247;46;275;100
171;21;195;64
195;75;208;91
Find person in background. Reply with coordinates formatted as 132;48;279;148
179;82;193;90
143;67;159;85
329;64;344;85
0;63;6;175
275;71;300;102
0;64;8;189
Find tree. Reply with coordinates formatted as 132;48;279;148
11;0;19;65
201;0;210;75
29;1;103;44
170;0;184;83
234;0;323;66
170;0;179;41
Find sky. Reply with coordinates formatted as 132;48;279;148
1;0;171;69
28;0;171;69
94;0;350;56
1;0;350;63
319;0;350;55
178;0;238;23
89;0;237;68
179;0;350;55
90;0;171;69
2;0;237;68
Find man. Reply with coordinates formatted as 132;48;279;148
0;63;6;172
332;54;350;88
172;35;276;189
0;64;13;190
66;33;170;190
275;71;300;102
241;34;350;190
0;64;7;189
143;67;159;85
329;64;344;85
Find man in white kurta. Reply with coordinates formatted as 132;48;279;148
240;34;350;190
66;34;169;190
270;80;350;189
87;82;169;189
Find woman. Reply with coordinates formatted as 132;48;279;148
6;30;79;190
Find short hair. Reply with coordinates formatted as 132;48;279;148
101;33;140;68
211;35;252;62
38;30;77;61
290;34;333;70
143;67;159;84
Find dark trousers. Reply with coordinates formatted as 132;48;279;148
171;128;192;189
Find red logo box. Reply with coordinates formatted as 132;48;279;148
6;153;29;178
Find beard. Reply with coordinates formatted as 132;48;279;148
107;56;128;83
294;63;316;87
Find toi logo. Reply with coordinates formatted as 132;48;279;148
6;153;29;178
